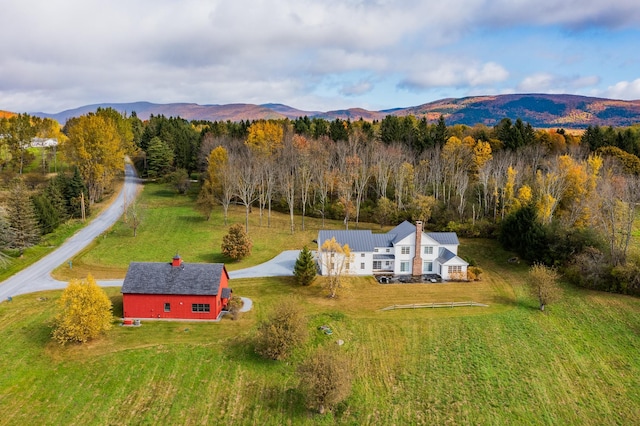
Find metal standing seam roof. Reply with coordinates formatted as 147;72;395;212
388;221;416;244
427;232;460;245
318;230;377;252
318;221;462;253
121;262;226;296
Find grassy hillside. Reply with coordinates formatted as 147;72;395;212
53;182;363;280
3;181;638;424
1;239;639;424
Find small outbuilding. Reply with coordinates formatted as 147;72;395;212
121;255;231;320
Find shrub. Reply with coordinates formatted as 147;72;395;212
298;346;353;414
221;223;253;261
254;300;307;360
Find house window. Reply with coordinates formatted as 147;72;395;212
360;262;365;270
423;246;433;255
423;261;433;273
400;261;410;273
401;246;410;255
361;253;365;257
192;303;210;313
373;261;382;269
448;265;462;274
386;248;390;253
345;262;350;270
164;302;171;312
374;248;379;253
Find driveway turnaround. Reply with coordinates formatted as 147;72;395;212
0;164;142;302
228;250;300;279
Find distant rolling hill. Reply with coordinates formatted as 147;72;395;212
23;94;640;128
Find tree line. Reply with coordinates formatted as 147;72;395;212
3;107;640;296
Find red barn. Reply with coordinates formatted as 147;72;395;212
121;255;231;320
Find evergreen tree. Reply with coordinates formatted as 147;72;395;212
6;179;40;255
433;115;448;147
145;136;174;177
32;193;60;235
499;204;547;263
64;167;90;219
294;246;317;286
45;177;68;222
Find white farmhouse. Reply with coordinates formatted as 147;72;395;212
317;220;468;280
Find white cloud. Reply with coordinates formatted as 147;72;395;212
340;80;374;97
399;60;509;90
517;73;602;93
0;0;639;112
604;79;640;100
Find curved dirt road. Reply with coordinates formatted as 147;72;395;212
0;164;142;301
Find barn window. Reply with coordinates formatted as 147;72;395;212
192;303;210;313
164;302;171;312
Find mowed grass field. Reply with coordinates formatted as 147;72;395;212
2;182;639;425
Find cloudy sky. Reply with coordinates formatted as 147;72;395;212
1;0;639;113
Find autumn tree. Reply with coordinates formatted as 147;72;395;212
52;274;113;344
165;168;191;194
528;263;562;311
221;223;253;261
409;194;437;223
294;246;317;286
374;196;397;227
294;135;314;231
126;201;143;237
233;148;259;232
245;120;284;155
62;113;127;203
254;300;307;360
297;346;353;414
1;113;37;174
198;146;233;222
6;179;40;255
278;131;298;234
318;237;353;298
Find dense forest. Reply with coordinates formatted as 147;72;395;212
2;109;640;296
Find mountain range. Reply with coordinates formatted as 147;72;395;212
24;94;640;128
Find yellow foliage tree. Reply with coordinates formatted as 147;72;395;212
52;274;113;345
245;120;284;155
319;237;353;298
62;114;126;203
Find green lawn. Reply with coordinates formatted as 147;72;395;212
1;236;639;424
53;182;376;280
2;182;639;424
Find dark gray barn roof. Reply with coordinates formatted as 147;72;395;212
122;262;227;296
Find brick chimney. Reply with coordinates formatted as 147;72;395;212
172;254;183;267
412;221;423;276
